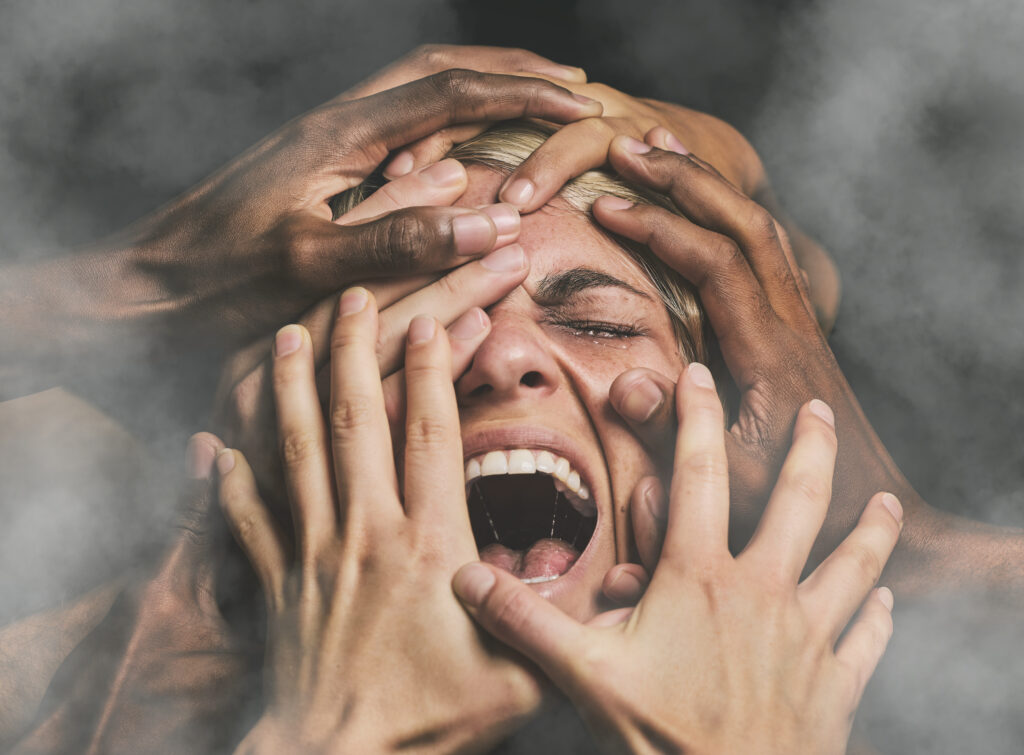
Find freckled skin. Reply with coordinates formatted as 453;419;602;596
455;167;684;620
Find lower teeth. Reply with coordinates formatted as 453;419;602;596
520;575;559;584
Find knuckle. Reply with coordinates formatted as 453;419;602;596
680;451;729;487
486;587;536;636
416;44;450;71
742;204;780;242
784;470;831;505
368;211;435;270
847;542;885;586
330;395;375;436
279;430;322;467
404;414;453;448
430;68;480;104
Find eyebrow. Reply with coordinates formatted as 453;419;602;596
533;267;652;304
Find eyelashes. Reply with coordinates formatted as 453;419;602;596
544;315;647;340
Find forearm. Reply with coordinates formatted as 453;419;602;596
0;239;177;399
0;581;123;749
887;495;1024;601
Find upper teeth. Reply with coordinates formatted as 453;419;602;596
465;449;591;502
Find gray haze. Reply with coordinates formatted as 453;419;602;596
1;0;1022;752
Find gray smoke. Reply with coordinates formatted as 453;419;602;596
1;0;1022;752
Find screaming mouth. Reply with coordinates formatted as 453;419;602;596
465;449;597;584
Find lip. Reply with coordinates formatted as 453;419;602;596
461;423;607;594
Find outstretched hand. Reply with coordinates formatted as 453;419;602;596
454;364;900;755
219;292;541;754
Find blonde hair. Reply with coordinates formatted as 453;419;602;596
334;121;708;363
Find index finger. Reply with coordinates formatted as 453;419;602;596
325;70;602;174
658;362;731;570
340;44;586;100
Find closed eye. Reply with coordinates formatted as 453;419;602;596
544;316;646;339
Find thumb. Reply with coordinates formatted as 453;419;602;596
452;562;589;690
290;205;499;290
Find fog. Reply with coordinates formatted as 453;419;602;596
1;0;1022;751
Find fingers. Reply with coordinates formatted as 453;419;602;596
605;136;808;323
401;316;470;533
801;492;903;640
659;363;731;569
609;368;677;470
216;449;288;607
382;307;491;428
336;158;470;223
452;562;588;690
329;288;400;525
602;563;651;606
834;587;895;705
341;44;586;100
382;124;488;179
375;242;527;375
741;400;838;582
592;194;782;392
630;476;668;571
272;324;336;552
342;69;602;161
497;116;644;212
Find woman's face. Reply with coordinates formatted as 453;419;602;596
455;166;686;620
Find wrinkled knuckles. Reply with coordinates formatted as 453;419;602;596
280;430;324;468
781;470;833;506
330;395;376;436
367;211;438;270
404;416;457;449
679;452;730;488
846;542;886;588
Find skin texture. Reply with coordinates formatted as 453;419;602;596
0;48;601;401
453;369;899;755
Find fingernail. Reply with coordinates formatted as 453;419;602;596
420;158;465;186
500;178;535;207
480;243;525;272
452;562;496;606
339;287;368;316
877;586;895;611
686;361;715;390
880;492;903;524
384;150;415;178
623;136;652;154
620;377;664;422
608;569;644;598
663;131;690;155
274;324;303;357
597;196;633;212
644;479;667;523
572;92;597;105
186;435;217;480
808;399;835;427
408;315;437;345
480;203;520;238
453;213;495;256
216;449;235;475
449;308;488;340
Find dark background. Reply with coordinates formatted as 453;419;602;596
1;0;1022;752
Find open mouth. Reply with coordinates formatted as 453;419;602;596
465;449;597;584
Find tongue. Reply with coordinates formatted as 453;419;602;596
479;538;581;581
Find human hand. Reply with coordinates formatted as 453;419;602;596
213;159;527;505
453;364;900;755
589;135;927;572
219;293;540;754
12;434;253;755
109;66;597;352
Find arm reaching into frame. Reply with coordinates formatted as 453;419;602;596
0;63;599;400
453;365;898;755
597;134;1024;601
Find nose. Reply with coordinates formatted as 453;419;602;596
456;311;560;403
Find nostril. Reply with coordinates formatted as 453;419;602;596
521;371;543;388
